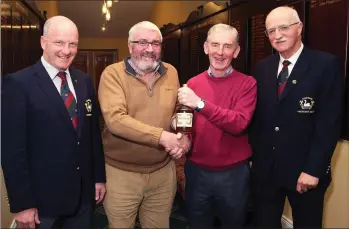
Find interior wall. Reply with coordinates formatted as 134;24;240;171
283;140;349;228
149;1;228;28
34;0;59;18
34;1;127;62
149;1;207;27
78;37;129;61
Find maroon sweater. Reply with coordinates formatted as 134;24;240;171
187;70;257;169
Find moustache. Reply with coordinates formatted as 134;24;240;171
141;52;156;58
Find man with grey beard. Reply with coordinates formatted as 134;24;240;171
98;21;190;228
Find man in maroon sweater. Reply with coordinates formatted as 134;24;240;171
177;23;257;228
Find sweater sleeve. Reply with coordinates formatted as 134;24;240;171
98;66;163;148
199;77;257;135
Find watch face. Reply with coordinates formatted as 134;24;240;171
198;101;204;109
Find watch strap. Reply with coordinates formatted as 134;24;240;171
195;99;205;112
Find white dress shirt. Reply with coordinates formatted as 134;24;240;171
277;43;304;78
41;56;77;102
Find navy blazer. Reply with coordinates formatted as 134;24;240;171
249;47;342;190
1;61;106;217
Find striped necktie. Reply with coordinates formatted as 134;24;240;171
57;72;78;129
277;60;291;96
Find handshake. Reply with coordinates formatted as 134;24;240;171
157;84;197;159
159;131;191;159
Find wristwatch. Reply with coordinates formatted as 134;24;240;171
195;99;205;112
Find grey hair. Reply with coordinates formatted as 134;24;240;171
43;18;52;37
128;21;162;43
206;23;239;45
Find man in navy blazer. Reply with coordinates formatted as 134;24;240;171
249;6;342;228
1;16;106;229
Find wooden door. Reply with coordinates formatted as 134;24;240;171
71;50;117;130
72;49;117;92
72;51;89;73
93;51;116;93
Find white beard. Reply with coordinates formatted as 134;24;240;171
137;59;159;71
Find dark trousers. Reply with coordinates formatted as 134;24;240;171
252;179;327;228
184;160;250;229
36;200;93;229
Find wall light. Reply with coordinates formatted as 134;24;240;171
105;10;111;21
102;2;107;14
106;0;113;8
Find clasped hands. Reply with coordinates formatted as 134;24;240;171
296;172;319;194
159;131;191;159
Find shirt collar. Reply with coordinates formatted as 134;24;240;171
207;65;233;77
41;56;70;80
279;43;304;66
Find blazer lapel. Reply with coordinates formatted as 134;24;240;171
278;48;310;102
265;54;280;103
70;69;85;139
33;62;76;133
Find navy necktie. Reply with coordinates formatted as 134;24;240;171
277;60;291;96
57;72;78;129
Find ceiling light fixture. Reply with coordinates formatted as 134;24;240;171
102;2;107;14
101;0;117;33
105;10;111;21
106;0;113;8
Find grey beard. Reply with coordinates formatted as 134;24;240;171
138;60;159;72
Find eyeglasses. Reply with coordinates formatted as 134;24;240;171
265;22;300;37
130;40;162;49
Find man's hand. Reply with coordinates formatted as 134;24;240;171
159;131;181;150
177;133;191;152
178;86;201;109
160;132;190;159
168;146;184;159
95;183;106;204
296;172;319;194
13;208;40;229
167;133;191;159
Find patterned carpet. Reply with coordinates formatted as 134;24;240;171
92;193;253;229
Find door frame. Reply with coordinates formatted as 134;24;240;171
75;49;118;91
